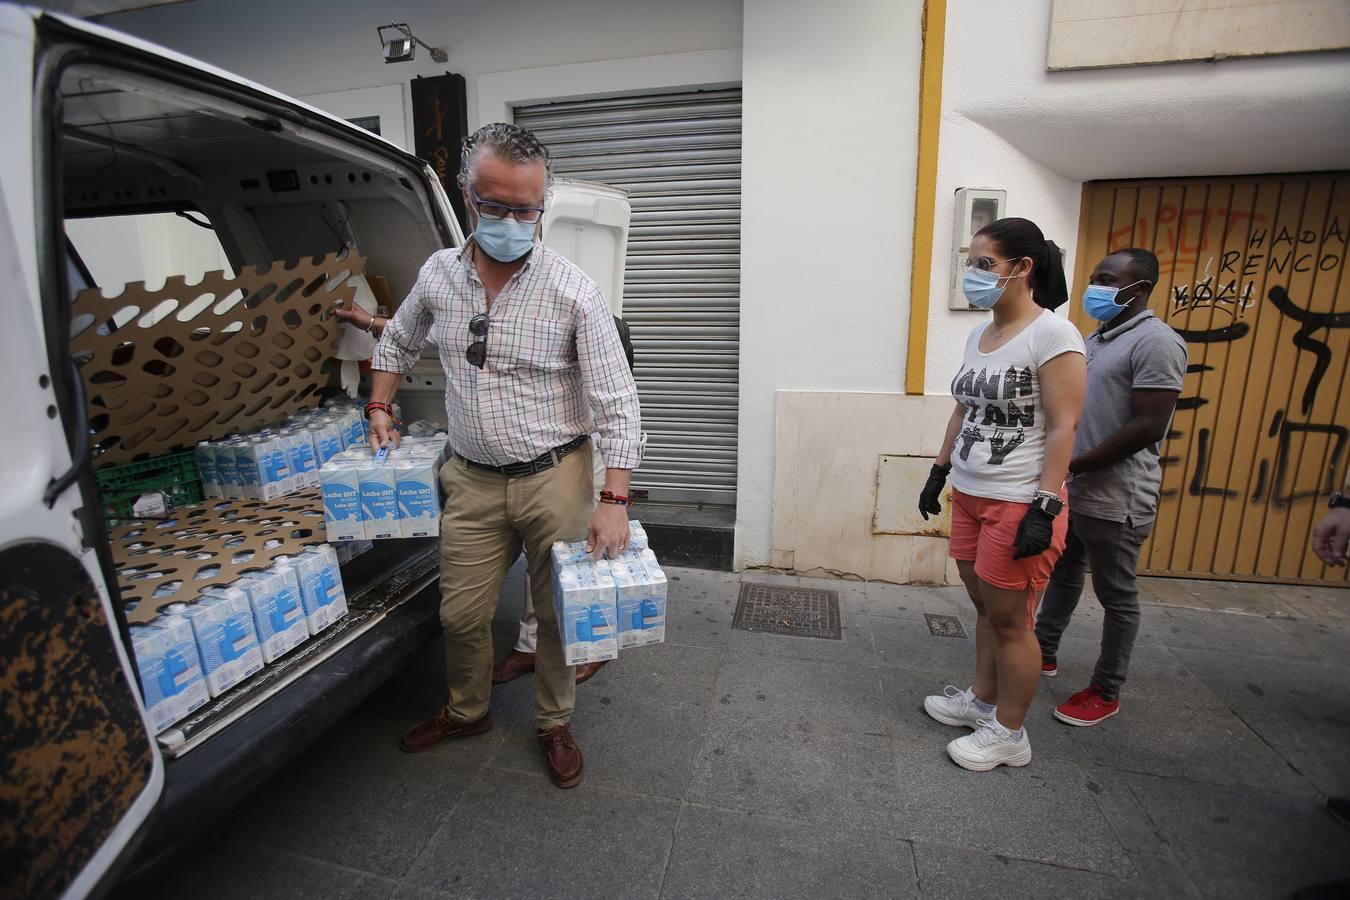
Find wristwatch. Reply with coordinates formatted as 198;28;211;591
1031;490;1065;517
1329;492;1350;510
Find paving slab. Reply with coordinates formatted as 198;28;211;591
1146;605;1312;658
118;837;400;900
724;616;877;667
855;581;972;620
869;614;984;675
665;597;737;649
687;713;900;831
912;842;1197;899
401;767;678;900
711;650;890;733
895;739;1135;877
662;804;918;900
1126;772;1350;898
1041;634;1229;711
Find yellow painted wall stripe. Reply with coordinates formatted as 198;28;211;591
905;0;947;395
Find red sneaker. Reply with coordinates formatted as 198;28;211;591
1041;660;1058;677
1054;685;1119;727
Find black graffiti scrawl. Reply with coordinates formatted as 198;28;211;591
1265;285;1350;415
952;365;1034;465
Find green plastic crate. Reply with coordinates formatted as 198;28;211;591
96;450;202;522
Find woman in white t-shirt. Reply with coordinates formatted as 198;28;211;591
916;217;1086;772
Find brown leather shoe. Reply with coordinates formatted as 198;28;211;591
399;709;492;753
492;649;536;684
537;724;584;789
574;659;608;685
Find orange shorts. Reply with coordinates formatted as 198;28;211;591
947;486;1069;627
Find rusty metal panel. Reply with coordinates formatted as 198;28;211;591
1074;174;1350;585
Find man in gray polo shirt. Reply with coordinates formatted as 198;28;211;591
1035;248;1187;727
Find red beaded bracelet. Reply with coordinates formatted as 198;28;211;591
599;491;631;507
364;401;393;420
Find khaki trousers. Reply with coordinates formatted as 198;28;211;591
437;443;594;729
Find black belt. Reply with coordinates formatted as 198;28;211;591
458;435;589;477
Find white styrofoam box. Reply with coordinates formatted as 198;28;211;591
552;556;618;666
129;616;211;733
612;548;667;650
227;568;309;663
543;179;631;317
173;588;264;697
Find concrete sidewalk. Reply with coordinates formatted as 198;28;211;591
130;567;1349;899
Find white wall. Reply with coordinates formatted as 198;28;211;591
735;0;924;570
925;0;1350;392
104;0;743;133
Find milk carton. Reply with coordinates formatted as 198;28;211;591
255;434;292;500
612;548;668;649
282;428;320;489
172;589;264;696
339;408;365;449
129;617;211;733
214;438;243;500
359;463;400;539
395;460;439;538
552;557;618;665
301;546;349;634
320;461;363;541
627;520;649;550
197;441;222;500
309;421;344;467
551;540;593;569
228;568;309;663
233;441;263;500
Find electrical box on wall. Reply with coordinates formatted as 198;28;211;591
949;188;1006;310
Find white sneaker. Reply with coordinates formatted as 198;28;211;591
923;685;989;729
946;719;1033;771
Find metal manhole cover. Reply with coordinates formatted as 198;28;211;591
924;613;967;638
733;583;841;640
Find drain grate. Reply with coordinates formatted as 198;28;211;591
924;613;967;638
733;583;842;640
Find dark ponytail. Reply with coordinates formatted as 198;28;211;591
974;217;1069;311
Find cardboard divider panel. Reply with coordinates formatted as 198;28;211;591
72;251;366;468
109;491;328;624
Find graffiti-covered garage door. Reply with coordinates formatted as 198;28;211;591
1074;174;1349;585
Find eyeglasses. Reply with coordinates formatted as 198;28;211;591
466;314;489;368
468;185;546;224
965;255;1023;272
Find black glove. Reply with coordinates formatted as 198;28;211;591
1012;505;1056;560
918;463;950;520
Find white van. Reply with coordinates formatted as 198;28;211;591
0;9;630;898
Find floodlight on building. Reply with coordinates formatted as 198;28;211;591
377;23;447;64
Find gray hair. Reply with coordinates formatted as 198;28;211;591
456;122;553;191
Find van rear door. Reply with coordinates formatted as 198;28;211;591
0;8;164;899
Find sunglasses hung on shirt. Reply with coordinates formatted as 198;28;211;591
466;314;490;368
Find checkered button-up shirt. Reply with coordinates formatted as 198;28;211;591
371;241;645;470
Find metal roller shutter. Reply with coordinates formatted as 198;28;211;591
516;89;741;506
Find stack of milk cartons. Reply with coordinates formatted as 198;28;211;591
551;551;618;666
271;545;350;636
160;592;265;698
610;547;668;649
129;616;212;734
205;564;310;663
319;436;446;541
197;405;368;501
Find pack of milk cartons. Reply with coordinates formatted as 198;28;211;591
551;553;618;665
319;436;446;541
162;592;265;698
610;547;668;649
271;546;349;636
129;616;212;733
210;565;310;663
196;404;368;501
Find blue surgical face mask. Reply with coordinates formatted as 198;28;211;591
473;215;536;262
1083;280;1146;323
962;267;1008;310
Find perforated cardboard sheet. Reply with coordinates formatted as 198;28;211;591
71;251;366;469
109;491;329;624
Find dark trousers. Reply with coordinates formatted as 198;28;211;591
1035;513;1152;701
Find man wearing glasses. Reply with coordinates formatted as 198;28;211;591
364;123;644;789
